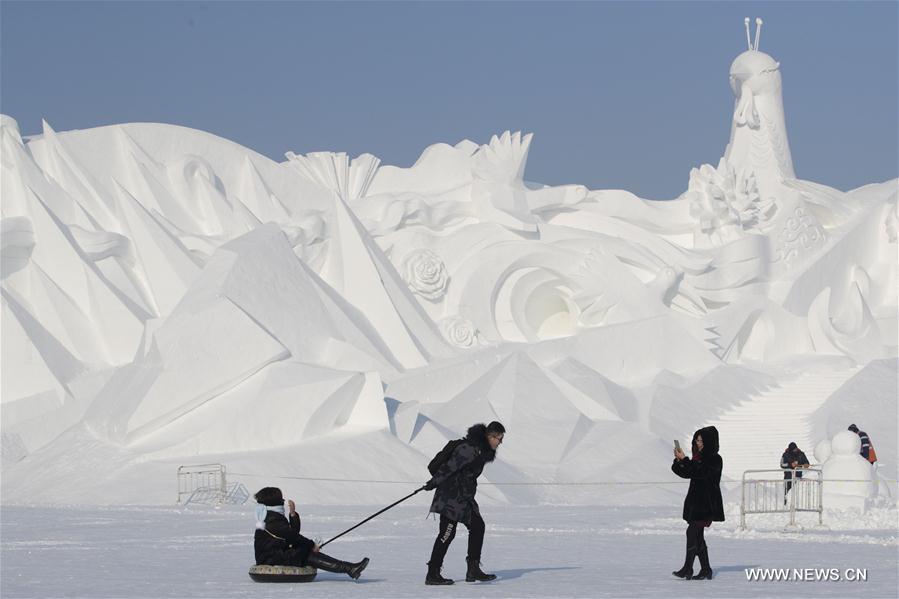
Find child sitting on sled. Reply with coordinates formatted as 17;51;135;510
254;487;369;580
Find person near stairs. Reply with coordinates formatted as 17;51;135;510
253;487;369;580
422;421;505;585
848;424;877;463
671;426;724;581
780;442;810;505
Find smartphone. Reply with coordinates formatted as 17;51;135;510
674;439;682;452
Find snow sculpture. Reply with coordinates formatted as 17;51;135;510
439;315;479;348
813;439;832;464
471;131;539;232
770;206;826;268
808;286;884;363
705;17;829;268
687;157;774;247
727;18;795;190
402;249;449;300
1;216;35;278
821;430;874;511
885;200;898;243
1;20;896;502
413;352;622;467
83;224;393;446
286;151;381;201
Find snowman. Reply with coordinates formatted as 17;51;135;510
814;439;832;464
821;430;874;511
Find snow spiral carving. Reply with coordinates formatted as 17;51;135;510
402;249;449;300
772;206;826;267
440;315;478;348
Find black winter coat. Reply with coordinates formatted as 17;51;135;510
780;448;810;479
254;511;316;566
671;426;725;523
427;424;496;525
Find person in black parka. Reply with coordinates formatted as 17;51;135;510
780;442;810;505
422;421;505;585
253;487;370;580
671;426;724;580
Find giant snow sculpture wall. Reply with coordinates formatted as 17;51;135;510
1;26;896;499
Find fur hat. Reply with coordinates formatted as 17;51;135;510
254;487;284;507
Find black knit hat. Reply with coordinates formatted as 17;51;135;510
486;421;506;435
848;424;859;432
787;442;797;450
254;487;284;506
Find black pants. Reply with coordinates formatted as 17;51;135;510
784;477;803;503
686;520;706;554
429;512;486;566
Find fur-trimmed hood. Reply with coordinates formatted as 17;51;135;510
466;423;497;463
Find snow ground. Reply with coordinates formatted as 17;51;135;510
2;503;896;598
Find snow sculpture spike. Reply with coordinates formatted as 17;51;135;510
744;17;764;51
286;151;380;201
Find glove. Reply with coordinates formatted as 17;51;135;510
424;479;437;491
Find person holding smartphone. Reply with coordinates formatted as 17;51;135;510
671;426;724;580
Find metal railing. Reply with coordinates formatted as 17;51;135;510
740;468;823;529
177;463;226;504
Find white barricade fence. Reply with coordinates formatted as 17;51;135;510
741;468;823;529
178;463;250;505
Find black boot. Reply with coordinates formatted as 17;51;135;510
672;545;696;579
426;561;454;585
347;558;370;580
693;543;713;580
466;558;497;582
307;552;369;580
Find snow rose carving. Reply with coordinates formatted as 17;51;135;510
402;249;448;300
440;316;478;348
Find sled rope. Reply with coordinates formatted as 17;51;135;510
318;486;426;548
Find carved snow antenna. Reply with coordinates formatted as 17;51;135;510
754;18;763;51
744;17;752;51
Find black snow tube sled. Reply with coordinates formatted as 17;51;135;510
248;564;317;583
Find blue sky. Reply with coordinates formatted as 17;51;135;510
2;1;896;199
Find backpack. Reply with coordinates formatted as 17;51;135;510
428;439;465;475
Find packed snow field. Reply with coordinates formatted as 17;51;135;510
2;503;896;598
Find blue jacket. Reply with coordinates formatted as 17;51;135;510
856;430;873;461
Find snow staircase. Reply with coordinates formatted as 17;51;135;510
701;366;860;480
